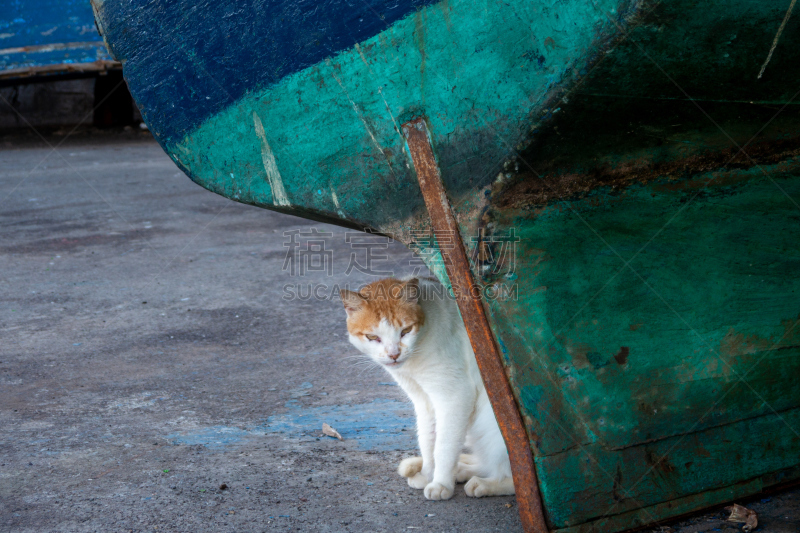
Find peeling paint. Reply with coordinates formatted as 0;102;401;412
253;112;290;207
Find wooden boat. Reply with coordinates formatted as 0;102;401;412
0;0;116;82
91;1;800;531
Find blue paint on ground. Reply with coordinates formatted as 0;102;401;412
265;398;416;451
167;425;251;448
167;399;416;451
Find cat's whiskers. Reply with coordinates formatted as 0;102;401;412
342;354;382;374
342;354;370;361
342;358;373;369
401;345;424;358
356;365;385;379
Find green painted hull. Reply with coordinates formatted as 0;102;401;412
93;0;800;530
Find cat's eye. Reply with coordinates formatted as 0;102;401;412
400;326;413;337
365;334;380;342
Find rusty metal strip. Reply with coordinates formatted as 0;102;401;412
0;60;121;82
402;117;549;533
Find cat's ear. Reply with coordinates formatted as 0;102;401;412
403;278;420;304
340;289;365;316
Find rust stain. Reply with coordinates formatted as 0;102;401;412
403;117;549;533
0;59;119;81
646;449;677;475
718;318;800;371
637;401;655;415
614;347;630;365
629;323;642;331
557;337;594;371
495;136;800;210
781;313;800;344
719;327;772;357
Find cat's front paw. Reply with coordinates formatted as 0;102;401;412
407;472;428;489
424;481;454;500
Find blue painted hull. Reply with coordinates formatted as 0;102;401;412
0;0;114;79
97;0;439;145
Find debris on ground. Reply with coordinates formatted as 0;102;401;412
726;503;758;532
322;423;343;440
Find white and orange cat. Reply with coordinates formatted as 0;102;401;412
340;277;515;500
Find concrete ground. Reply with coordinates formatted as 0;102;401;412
0;132;798;532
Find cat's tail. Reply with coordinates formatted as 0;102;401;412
401;454;477;479
398;456;423;478
464;475;516;497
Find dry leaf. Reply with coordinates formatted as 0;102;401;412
322;422;343;440
725;503;758;532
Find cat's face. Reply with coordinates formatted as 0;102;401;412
341;278;425;368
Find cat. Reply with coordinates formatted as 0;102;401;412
340;276;515;500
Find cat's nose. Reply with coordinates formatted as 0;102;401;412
388;350;400;361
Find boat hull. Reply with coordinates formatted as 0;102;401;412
93;0;800;530
0;0;115;81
